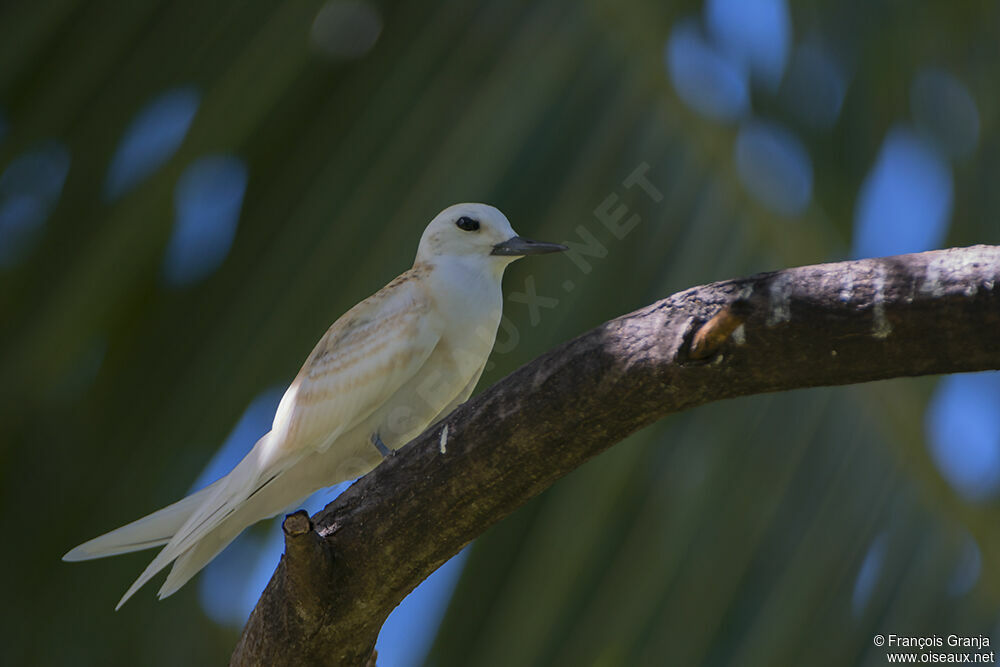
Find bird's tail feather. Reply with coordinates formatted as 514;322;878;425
115;433;298;609
158;452;323;599
62;480;222;562
157;499;268;600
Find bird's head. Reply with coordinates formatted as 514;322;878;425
416;203;566;269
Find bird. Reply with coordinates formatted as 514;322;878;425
63;202;566;609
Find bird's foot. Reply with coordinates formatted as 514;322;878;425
371;432;396;459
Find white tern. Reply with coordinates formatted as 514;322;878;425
63;202;566;608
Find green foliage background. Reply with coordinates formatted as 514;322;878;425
1;0;998;665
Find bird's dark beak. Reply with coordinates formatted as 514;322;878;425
491;236;568;256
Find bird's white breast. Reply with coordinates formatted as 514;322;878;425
427;256;505;367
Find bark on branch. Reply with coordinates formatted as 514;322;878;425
231;245;1000;666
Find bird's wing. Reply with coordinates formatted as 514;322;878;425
269;272;444;460
114;274;444;608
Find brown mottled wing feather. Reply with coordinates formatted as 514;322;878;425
270;272;443;457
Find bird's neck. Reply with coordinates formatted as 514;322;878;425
421;256;506;324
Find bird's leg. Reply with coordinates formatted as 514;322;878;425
370;432;395;459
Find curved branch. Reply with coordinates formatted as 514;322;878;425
231;245;1000;666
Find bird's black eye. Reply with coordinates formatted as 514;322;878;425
456;216;480;232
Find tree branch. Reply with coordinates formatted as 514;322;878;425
231;245;1000;666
